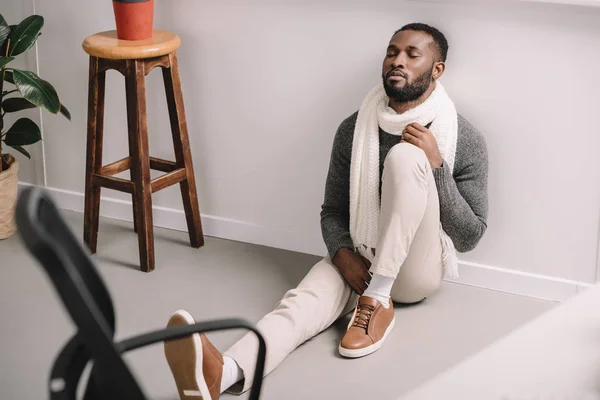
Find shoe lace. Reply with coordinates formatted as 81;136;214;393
352;304;375;330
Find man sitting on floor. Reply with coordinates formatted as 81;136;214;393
164;22;489;400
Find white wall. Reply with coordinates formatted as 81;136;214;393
21;0;600;295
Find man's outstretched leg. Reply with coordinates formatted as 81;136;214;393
164;310;226;400
164;256;357;399
339;143;444;357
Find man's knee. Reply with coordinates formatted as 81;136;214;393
383;143;429;179
390;276;442;304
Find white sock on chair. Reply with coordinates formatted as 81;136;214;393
363;273;395;308
220;355;244;393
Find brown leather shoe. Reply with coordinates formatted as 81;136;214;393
339;296;395;358
164;310;223;400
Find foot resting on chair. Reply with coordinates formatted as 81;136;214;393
339;296;395;358
164;310;225;400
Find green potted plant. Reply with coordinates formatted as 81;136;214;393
0;13;70;239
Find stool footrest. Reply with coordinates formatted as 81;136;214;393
101;157;131;176
95;157;183;195
93;174;134;193
149;157;177;173
151;168;186;193
100;157;178;175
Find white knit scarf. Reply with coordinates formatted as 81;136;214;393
349;81;460;278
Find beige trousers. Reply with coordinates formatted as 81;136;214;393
225;144;444;394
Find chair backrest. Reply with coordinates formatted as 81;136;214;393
16;186;146;399
17;187;116;333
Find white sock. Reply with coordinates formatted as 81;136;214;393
363;273;395;308
220;355;244;393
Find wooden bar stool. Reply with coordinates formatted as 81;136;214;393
81;30;204;272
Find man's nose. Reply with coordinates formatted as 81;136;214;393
392;53;407;69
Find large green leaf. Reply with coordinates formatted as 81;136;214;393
59;103;71;120
12;69;60;113
8;15;43;57
0;15;9;49
0;56;13;69
3;70;13;84
9;145;31;159
2;97;36;112
4;117;41;146
0;25;16;56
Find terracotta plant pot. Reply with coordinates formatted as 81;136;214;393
0;154;19;240
113;0;155;41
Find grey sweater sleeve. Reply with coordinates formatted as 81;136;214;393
432;115;489;252
320;114;356;259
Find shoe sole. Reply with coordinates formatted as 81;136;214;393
338;316;396;358
164;310;212;400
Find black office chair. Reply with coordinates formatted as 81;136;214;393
16;186;266;400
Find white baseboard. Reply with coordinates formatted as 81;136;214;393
445;262;593;302
19;183;595;303
17;182;326;256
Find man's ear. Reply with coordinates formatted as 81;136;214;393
432;62;445;80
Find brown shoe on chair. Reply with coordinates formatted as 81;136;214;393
164;310;224;400
339;296;395;358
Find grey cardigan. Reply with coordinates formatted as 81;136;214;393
320;111;489;259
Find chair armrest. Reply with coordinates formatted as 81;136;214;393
116;318;266;400
49;334;90;400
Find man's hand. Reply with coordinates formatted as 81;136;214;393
333;248;372;295
401;123;444;168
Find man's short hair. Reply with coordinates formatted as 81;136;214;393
395;23;449;63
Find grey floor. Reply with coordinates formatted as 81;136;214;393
0;210;555;400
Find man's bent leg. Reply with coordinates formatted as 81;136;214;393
376;144;444;303
340;143;442;358
389;206;444;304
224;256;355;394
369;143;440;280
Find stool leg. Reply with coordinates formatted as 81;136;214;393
128;129;138;234
162;52;204;248
126;59;155;272
84;57;105;254
126;66;138;234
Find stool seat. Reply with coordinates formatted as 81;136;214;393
82;30;180;60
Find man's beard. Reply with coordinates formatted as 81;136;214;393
382;67;433;103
